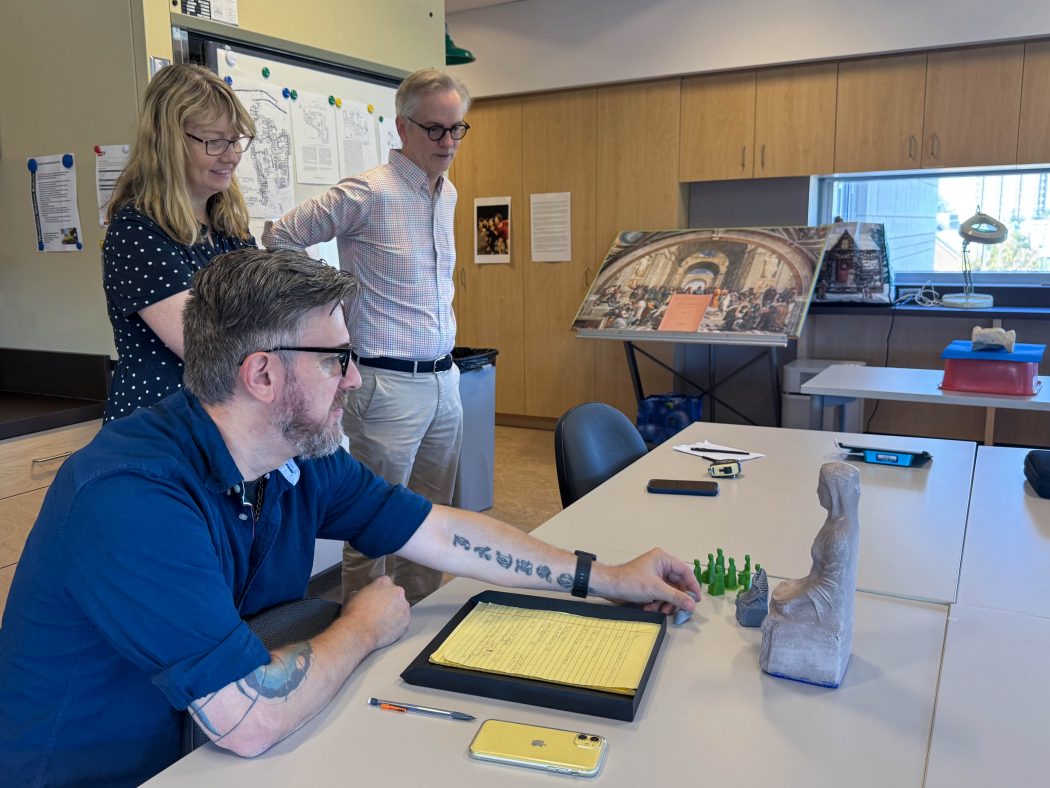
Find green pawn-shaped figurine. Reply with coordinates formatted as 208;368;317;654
709;563;725;596
725;557;738;590
701;552;713;583
716;548;725;570
693;559;703;585
738;554;752;591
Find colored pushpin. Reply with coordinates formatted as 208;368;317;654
378;115;384;122
335;97;342;107
367;103;374;113
223;76;233;86
262;66;270;78
94;145;102;155
725;558;738;590
282;87;290;98
328;95;335;105
290;89;298;100
61;153;74;168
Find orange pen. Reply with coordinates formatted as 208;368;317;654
367;696;475;721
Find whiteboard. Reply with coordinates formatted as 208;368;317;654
214;46;401;264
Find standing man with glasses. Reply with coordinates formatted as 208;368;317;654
264;68;472;606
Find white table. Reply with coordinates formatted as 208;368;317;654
532;421;975;604
924;604;1050;787
957;446;1050;618
148;577;949;787
801;365;1050;444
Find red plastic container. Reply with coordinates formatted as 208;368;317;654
941;358;1040;395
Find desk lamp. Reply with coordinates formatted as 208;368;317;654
941;210;1007;309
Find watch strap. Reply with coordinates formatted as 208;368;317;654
572;550;596;598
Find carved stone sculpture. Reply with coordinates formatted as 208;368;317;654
735;568;768;627
760;461;861;688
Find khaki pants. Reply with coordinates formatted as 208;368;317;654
341;363;463;605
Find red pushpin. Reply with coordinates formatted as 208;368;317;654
94;145;103;155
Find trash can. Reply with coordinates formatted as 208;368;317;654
452;347;499;512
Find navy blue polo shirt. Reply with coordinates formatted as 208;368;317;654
0;390;431;786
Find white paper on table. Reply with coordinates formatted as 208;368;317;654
290;90;340;185
95;144;130;226
28;153;83;252
672;440;765;462
230;79;296;219
335;101;379;179
530;192;571;262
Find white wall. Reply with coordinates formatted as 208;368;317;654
448;0;1050;97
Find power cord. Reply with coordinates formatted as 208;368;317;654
893;281;942;307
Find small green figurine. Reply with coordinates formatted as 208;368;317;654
716;548;725;570
738;554;752;590
693;558;703;585
701;552;714;583
725;557;738;590
709;563;725;596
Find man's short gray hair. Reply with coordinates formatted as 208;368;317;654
396;67;471;119
182;248;356;404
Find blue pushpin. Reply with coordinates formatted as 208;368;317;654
61;153;74;168
282;87;290;98
224;76;233;86
27;158;38;173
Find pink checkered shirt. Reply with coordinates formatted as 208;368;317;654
262;150;457;360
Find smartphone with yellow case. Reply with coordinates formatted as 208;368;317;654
468;719;607;777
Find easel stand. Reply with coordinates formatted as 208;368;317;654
623;340;782;427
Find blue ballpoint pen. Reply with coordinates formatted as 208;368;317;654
368;696;476;721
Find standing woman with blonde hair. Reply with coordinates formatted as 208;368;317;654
102;63;257;421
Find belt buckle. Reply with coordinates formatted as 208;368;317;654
435;353;452;375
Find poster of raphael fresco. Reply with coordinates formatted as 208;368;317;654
571;227;829;344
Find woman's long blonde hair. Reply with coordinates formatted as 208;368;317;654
107;63;255;245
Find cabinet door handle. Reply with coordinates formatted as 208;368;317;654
760;144;766;170
32;451;73;465
929;133;939;160
741;146;746;170
907;134;916;160
584;267;593;287
459;267;466;287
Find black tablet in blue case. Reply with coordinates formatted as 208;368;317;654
836;441;932;467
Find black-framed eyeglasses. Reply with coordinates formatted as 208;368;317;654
406;117;470;141
241;346;353;377
185;132;255;156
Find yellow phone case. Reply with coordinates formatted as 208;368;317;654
468;719;607;777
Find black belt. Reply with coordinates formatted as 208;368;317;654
352;352;453;374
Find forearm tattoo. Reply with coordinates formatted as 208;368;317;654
453;533;571;589
189;642;313;741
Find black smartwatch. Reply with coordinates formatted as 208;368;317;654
572;550;597;598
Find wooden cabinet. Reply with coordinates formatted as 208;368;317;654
0;419;99;617
754;62;838;177
835;54;927;172
521;89;597;419
453;98;526;415
680;71;756;181
1018;41;1050;165
595;79;685;417
923;44;1024;168
681;63;836;181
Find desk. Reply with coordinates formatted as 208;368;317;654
801;365;1050;444
532;421;975;604
148;577;948;787
957;446;1050;618
924;604;1050;787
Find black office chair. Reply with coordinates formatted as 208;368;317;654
182;597;342;754
554;402;648;508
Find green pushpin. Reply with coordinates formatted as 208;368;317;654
701;552;713;583
328;95;335;105
290;89;298;100
725;557;738;590
261;66;270;78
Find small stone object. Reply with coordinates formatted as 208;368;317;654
760;462;862;688
674;590;699;626
725;557;738;590
735;568;769;627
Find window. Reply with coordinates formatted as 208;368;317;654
817;170;1050;284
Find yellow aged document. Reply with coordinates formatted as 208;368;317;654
429;602;660;694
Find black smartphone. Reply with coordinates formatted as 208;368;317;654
646;478;719;496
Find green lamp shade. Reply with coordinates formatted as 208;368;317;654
445;29;476;65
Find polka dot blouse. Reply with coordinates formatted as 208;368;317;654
102;206;255;422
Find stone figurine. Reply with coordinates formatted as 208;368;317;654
735;567;768;627
759;461;861;688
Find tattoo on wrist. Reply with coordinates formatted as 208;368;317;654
453;535;554;582
557;573;573;590
537;565;552;582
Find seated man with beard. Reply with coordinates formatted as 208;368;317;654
0;248;700;787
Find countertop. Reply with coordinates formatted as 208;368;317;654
0;348;109;440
